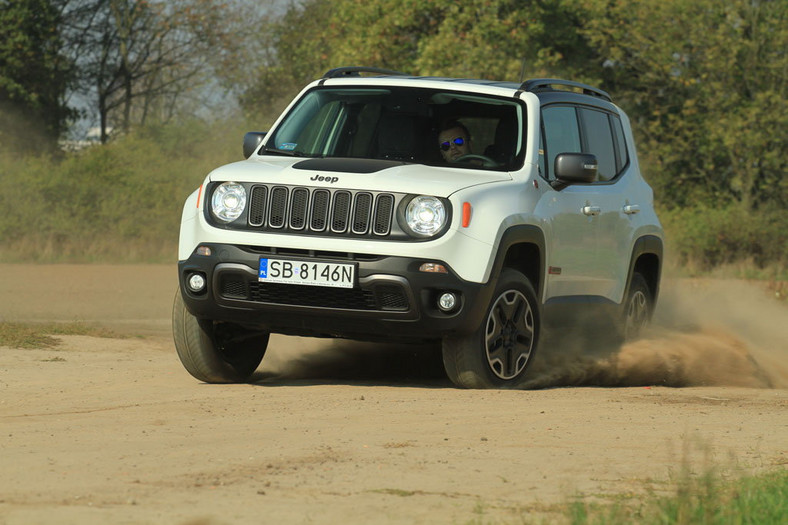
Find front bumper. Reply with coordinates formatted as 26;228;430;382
178;243;494;342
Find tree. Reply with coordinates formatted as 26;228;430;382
239;0;336;120
581;0;787;212
242;0;595;118
0;0;74;151
63;0;245;143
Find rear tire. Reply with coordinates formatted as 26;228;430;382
172;289;269;383
622;272;652;341
442;269;540;389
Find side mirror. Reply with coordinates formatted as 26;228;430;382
243;131;267;159
554;153;597;184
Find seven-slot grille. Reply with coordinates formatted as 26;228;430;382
248;185;395;237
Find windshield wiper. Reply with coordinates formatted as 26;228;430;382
258;145;297;156
259;146;325;158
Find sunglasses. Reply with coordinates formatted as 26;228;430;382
440;137;466;151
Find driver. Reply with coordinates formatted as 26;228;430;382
438;120;472;163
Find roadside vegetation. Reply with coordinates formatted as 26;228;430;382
2;1;785;276
0;119;253;263
0;321;121;349
462;462;787;524
564;468;787;525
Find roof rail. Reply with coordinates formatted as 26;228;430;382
322;66;408;79
521;78;611;102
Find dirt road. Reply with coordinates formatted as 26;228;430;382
1;265;786;524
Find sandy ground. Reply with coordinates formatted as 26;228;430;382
0;264;786;524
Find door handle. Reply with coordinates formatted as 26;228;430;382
582;205;601;216
623;204;641;215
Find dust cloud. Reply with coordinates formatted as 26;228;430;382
259;279;787;389
525;279;788;389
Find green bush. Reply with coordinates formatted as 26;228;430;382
0;120;251;262
660;204;788;274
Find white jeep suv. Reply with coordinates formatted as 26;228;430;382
173;67;663;388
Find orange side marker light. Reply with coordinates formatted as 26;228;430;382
462;202;472;228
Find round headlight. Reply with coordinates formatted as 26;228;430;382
405;196;446;236
211;182;247;223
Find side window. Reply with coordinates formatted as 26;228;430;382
542;106;581;180
611;115;629;173
579;108;616;181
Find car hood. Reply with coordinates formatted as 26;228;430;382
207;156;512;197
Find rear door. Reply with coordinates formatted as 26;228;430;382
576;107;635;303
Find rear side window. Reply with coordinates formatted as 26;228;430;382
579;108;616;181
611;116;629;173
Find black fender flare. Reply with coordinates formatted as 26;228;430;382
487;224;546;297
623;235;663;307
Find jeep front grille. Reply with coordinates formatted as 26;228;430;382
246;185;396;238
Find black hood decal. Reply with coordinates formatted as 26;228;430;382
292;158;408;174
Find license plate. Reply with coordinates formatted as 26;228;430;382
258;258;355;289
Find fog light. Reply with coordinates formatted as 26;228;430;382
438;292;457;312
188;273;206;292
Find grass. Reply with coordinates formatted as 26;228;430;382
0;321;122;349
566;468;787;525
567;437;786;525
366;466;787;525
452;438;788;525
0;119;246;264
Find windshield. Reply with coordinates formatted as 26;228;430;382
266;86;525;171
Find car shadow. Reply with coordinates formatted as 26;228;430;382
248;339;452;389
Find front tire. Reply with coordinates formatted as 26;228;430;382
442;269;540;389
172;289;269;383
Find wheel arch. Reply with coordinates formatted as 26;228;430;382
625;235;663;309
490;225;545;299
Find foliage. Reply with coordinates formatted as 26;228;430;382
0;119;246;262
0;321;120;349
0;0;785;269
567;468;788;525
245;0;786;214
581;0;787;213
60;0;250;143
661;204;787;271
243;0;597;114
0;322;60;349
239;0;336;118
238;0;787;272
0;0;75;151
660;203;788;271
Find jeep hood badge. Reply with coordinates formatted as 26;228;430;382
310;174;339;184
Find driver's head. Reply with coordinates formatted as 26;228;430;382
438;120;471;162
